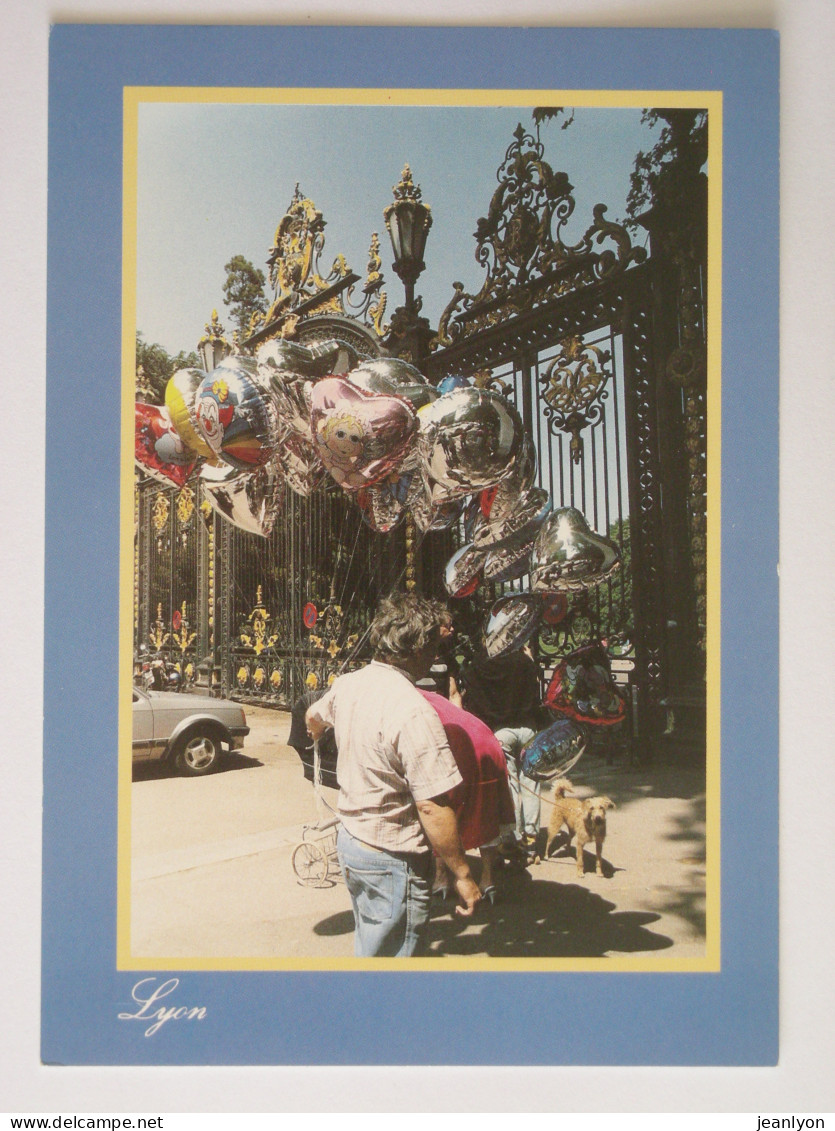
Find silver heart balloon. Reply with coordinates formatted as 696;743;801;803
443;542;487;598
530;507;620;592
483;433;538;523
471;486;552;552
482;540;534;584
200;459;283;537
483;593;543;658
355;483;406;533
348;357;438;412
273;425;325;497
417;387;525;503
256;336;358;378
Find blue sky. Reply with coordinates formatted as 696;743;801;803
136;102;659;356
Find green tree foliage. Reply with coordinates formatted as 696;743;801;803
222;254;268;338
594;517;633;646
136;332;201;403
532;106;707;229
625;109;707;223
531;106;575;130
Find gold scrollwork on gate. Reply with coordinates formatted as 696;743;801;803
149;604;169;651
259;186;388;339
152;494;170;533
171;602;197;654
177;485;195;526
541;335;613;463
431;124;646;351
239;585;279;656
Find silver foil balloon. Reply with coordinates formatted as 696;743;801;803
471;485;552;552
200;460;283;537
256;336;357;378
484;433;538;523
520;718;587;782
530;507;620;592
347;357;437;411
355;483;406;533
482;540;533;584
417;387;525;503
273;425;325;497
483;593;543;658
443;542;487;598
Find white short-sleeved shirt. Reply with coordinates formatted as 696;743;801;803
309;661;462;854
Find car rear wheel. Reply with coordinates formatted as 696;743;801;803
173;728;223;776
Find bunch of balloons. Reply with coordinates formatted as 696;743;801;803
135;341;620;655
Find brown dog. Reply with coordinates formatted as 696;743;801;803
545;779;615;877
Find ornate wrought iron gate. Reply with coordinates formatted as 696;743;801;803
423;123;707;753
135;479;202;683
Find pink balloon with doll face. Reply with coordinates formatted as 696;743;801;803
310;376;417;491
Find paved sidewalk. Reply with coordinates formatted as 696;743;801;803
131;705;708;963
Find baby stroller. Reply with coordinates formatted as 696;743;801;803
290;734;342;888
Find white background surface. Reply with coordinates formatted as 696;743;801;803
1;0;833;1115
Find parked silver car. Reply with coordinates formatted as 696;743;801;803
132;686;249;776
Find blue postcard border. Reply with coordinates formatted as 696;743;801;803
43;24;779;1066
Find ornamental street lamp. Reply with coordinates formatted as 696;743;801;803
383;165;434;364
383;164;432;310
198;309;231;373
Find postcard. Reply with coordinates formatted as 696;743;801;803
42;24;779;1065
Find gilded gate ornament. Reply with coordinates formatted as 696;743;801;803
541;335;613;463
431;124;646;350
149;604;169;651
176;485;195;526
171;602;197;654
239;585;279;656
260;186;388;338
151;494;170;533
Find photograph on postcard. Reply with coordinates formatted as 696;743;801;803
121;91;719;972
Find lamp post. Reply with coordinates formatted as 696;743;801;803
383;165;434;366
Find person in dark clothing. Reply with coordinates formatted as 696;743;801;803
288;689;339;790
455;646;548;861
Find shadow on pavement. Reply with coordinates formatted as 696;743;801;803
131;751;264;781
312;911;355;938
309;874;673;957
427;873;674;959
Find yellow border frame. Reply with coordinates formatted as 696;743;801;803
120;87;722;973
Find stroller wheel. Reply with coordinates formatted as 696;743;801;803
292;841;329;886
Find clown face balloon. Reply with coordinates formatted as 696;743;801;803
200;460;283;537
135;402;196;488
194;359;275;472
417;387;524;504
530;507;620;592
310;376;417;491
165;368;218;464
483;593;542;658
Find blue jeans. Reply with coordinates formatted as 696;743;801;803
494;726;540;841
337;826;433;957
